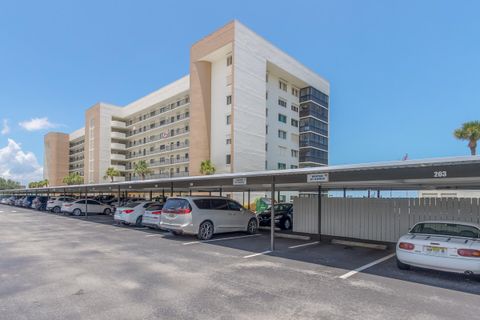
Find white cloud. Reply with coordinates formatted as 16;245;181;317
0;139;43;184
19;117;57;131
1;119;9;135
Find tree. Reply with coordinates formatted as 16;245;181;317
200;160;216;175
104;167;120;182
0;177;22;189
133;160;152;180
454;121;480;155
63;172;84;185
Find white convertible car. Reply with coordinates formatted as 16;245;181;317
396;221;480;276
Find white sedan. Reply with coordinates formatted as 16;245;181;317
62;199;113;216
114;201;158;226
396;221;480;276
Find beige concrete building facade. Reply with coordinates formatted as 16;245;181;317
44;20;330;187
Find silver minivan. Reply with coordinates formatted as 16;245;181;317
160;197;258;240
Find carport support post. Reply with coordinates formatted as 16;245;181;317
247;190;251;210
149;190;153;201
84;187;88;218
117;186;121;206
270;177;275;251
318;185;322;241
170;183;174;197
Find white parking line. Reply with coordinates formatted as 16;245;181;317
243;250;272;259
339;253;396;280
288;241;320;249
183;234;261;245
145;234;160;237
12;210;17;213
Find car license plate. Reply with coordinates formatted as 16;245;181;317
424;246;447;255
168;213;175;218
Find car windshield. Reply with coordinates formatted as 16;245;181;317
410;222;480;238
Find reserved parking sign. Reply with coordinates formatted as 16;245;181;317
307;173;329;183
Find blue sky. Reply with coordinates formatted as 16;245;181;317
0;0;479;183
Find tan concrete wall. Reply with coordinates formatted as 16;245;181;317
189;21;235;175
85;104;101;183
44;132;69;186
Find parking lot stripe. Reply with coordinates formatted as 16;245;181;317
182;234;261;245
145;234;160;237
339;253;396;280
288;241;319;249
243;250;272;259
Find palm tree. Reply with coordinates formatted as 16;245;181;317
63;172;84;185
133;160;152;180
454;121;480;155
104;167;120;182
200;160;216;175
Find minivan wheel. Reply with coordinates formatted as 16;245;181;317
396;257;410;270
198;221;214;240
53;206;61;214
72;208;82;216
103;208;111;215
135;216;143;227
247;218;258;234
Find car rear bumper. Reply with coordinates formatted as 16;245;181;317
397;250;480;274
159;222;195;234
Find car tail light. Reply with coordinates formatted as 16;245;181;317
150;211;162;215
123;209;134;214
398;242;415;250
457;249;480;257
64;204;73;207
162;208;191;214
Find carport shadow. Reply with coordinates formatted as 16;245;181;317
199;232;480;296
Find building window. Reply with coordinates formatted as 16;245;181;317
226;95;232;105
266;108;268;116
278;163;286;170
291;119;299;127
266;125;268;134
278;130;287;139
266;91;268;100
226;115;231;125
291;104;299;112
278;113;287;123
266;73;269;82
226;138;231;145
279;80;287;91
265;143;268;151
278;98;287;107
291;149;299;158
226;55;233;66
226;154;231;165
291;87;299;97
290;165;298;169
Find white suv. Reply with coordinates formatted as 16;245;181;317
62;199;113;216
47;196;76;213
160;197;258;240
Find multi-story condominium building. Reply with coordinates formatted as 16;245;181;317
44;20;330;186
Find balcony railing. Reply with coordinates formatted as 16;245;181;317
127;128;189;149
126;97;190;128
126;142;189;159
125;157;189;170
69;148;84;155
127;171;189;181
126;113;189;138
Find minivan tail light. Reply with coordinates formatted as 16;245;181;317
399;242;415;250
176;208;191;214
123;209;134;214
151;211;162;215
64;204;73;207
457;249;480;257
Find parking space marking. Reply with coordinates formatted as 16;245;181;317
243;250;272;259
145;234;161;237
183;234;261;245
288;241;320;249
11;210;17;213
339;253;396;280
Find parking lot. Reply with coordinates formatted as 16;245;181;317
0;204;479;320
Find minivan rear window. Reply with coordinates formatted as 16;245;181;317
410;223;480;238
163;198;192;212
193;199;211;209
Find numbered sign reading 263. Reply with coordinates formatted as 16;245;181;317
433;171;447;178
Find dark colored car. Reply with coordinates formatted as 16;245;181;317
22;196;37;208
257;203;293;230
32;196;49;211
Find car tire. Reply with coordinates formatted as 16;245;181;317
103;208;111;215
72;208;82;216
198;221;214;240
171;230;181;236
53;206;61;214
396;257;410;270
247;218;258;234
280;218;292;230
135;216;143;227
